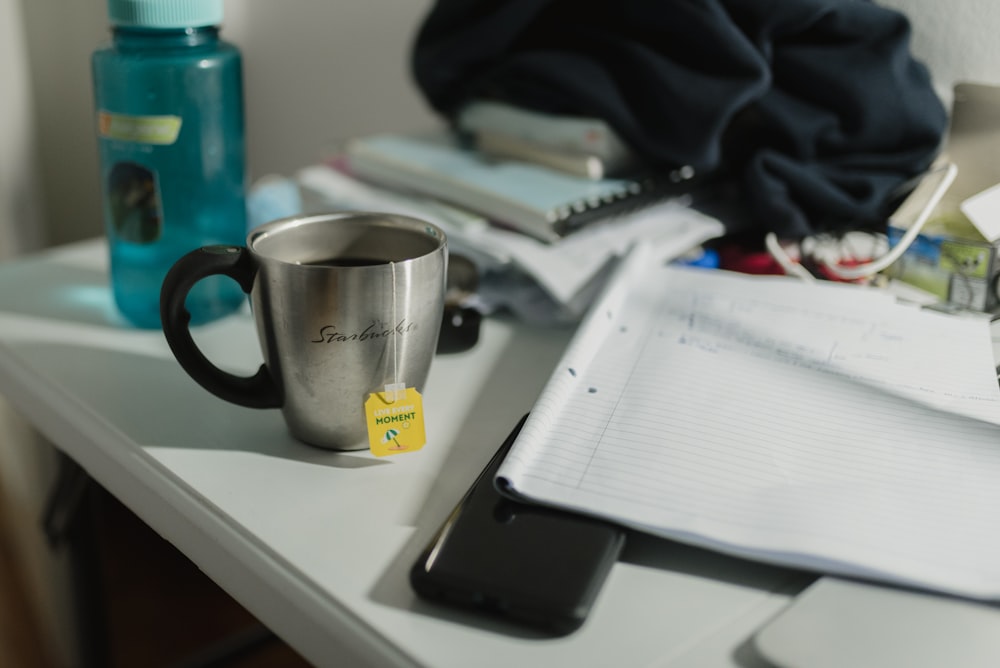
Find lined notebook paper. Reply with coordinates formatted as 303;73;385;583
497;246;1000;600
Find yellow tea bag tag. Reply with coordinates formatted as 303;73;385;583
364;387;426;457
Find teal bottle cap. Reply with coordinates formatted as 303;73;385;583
107;0;223;28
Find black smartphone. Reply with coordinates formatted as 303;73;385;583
409;415;626;635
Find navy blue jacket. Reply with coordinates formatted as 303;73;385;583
411;0;948;238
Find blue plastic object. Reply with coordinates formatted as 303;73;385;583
92;0;246;328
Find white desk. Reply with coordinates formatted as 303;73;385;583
0;240;814;667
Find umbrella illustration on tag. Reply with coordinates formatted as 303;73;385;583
382;428;407;452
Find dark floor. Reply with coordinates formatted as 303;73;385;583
0;502;51;667
1;482;314;668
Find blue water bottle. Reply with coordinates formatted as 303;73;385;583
92;0;247;328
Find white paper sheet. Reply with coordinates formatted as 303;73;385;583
498;246;1000;599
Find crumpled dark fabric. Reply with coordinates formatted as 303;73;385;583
410;0;948;239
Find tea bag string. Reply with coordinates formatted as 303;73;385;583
392;260;398;386
385;260;405;402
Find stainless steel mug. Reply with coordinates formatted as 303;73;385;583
160;212;447;450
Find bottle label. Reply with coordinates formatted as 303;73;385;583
98;111;182;145
106;162;163;243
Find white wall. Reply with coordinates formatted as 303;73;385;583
16;0;107;250
0;0;46;256
880;0;1000;103
225;0;439;181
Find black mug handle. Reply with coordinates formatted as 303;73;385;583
160;245;283;409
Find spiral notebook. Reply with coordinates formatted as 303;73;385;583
345;131;686;243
